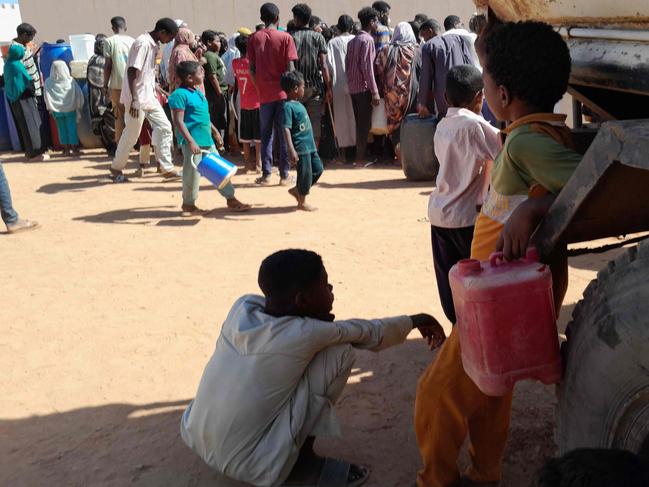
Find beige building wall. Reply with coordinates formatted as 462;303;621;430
20;0;476;43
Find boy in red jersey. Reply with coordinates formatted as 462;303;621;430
231;34;262;173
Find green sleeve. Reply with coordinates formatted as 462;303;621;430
203;53;218;76
507;131;582;194
215;56;226;81
282;103;293;130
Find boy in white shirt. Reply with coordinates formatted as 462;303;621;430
428;65;501;324
181;249;445;486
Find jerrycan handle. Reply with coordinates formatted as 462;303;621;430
490;247;540;267
489;251;504;267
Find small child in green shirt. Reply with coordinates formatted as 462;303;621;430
168;61;250;216
281;71;324;212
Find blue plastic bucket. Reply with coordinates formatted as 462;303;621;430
197;152;237;189
40;42;73;79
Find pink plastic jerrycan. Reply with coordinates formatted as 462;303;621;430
449;247;562;396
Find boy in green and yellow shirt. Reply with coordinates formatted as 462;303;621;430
415;21;582;487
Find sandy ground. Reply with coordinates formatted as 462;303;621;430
0;150;630;487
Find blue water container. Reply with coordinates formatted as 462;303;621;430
197;152;238;189
2;90;22;151
39;42;73;79
0;89;12;150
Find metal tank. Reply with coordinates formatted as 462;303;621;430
476;0;649;120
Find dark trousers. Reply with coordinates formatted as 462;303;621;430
431;225;475;324
297;151;324;195
260;100;289;179
350;91;372;161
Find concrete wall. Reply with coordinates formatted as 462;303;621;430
19;0;476;43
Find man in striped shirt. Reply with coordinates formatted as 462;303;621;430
345;7;380;165
12;23;42;97
371;1;392;50
290;3;331;148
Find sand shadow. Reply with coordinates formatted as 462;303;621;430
156;219;201;227
318;178;434;191
0;334;556;486
37;179;112;194
74;206;180;225
206;205;296;220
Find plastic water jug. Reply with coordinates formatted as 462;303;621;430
399;114;439;181
449;248;562;396
370;99;388;135
69;34;95;61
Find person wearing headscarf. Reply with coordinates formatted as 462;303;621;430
4;43;48;161
160;19;186;89
168;28;204;93
43;60;84;156
88;35;117;155
374;21;421;161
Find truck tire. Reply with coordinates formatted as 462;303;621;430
557;239;649;459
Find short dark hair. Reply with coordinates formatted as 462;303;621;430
260;3;280;24
358;7;379;28
16;23;36;37
292;4;312;25
469;14;487;35
154;18;179;36
95;33;108;41
414;13;429;24
256;22;266;31
444;15;461;31
535;449;649;487
337;15;354;33
201;30;218;45
446;65;484;107
482;21;571;109
420;19;442;35
372;1;391;13
235;34;249;55
280;70;304;93
176;60;201;79
308;15;322;30
258;249;324;303
110;16;126;30
409;21;421;40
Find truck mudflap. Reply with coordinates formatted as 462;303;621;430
533;120;649;260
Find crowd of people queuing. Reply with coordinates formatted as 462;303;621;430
4;4;640;487
1;1;490;228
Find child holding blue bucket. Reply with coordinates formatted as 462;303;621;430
280;71;323;212
169;61;250;216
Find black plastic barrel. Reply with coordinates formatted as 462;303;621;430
400;114;439;181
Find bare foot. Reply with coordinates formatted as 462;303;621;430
297;203;317;212
288;186;300;203
226;198;251;212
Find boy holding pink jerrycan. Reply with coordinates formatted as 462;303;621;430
168;61;251;217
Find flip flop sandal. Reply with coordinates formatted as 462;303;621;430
282;458;370;487
110;173;129;183
228;203;252;213
162;171;182;179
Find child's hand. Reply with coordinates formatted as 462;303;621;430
211;128;224;148
410;314;446;350
497;194;556;261
289;149;299;167
189;141;201;155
